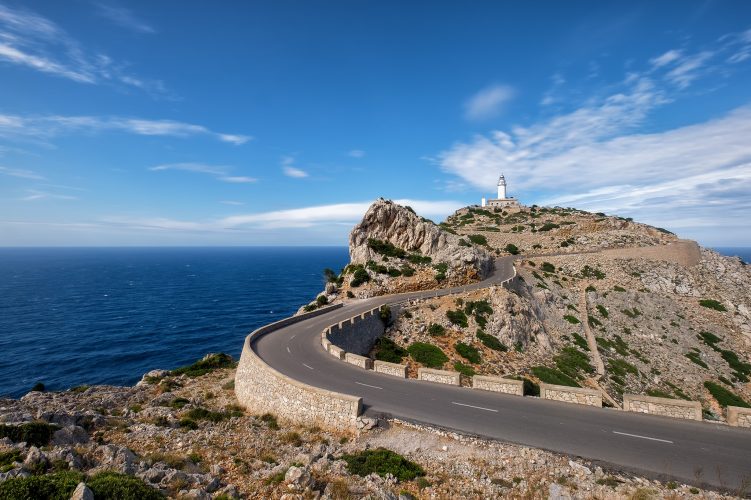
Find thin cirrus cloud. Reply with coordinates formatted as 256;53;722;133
149;163;257;184
281;156;309;178
0;113;251;145
464;84;515;121
100;199;464;232
92;1;155;34
436;36;751;236
21;189;77;201
0;2;164;94
0;165;45;180
348;149;365;158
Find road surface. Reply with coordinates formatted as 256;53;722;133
252;257;751;491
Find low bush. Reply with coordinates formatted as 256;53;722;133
408;342;448;368
0;421;59;447
613;285;627;292
554;347;594;379
407;253;432;265
646;389;674;399
476;330;507;351
379;305;392;325
367;238;406;258
596;305;609;318
350;268;370;287
428;323;445;336
455;342;481;364
572;333;589;351
0;471;83;499
539;223;559;231
704;381;750;408
340;448;425;481
433;262;448;282
260;413;279;430
171;353;235;377
530;366;579;387
374;337;407;363
699;299;726;312
316;295;328;306
563;315;580;325
580;265;605;279
608;358;639;377
621;307;641;318
504;243;519;255
540;262;556;273
468;234;487;246
88;471;165;499
685;351;708;369
446;309;468;328
453;362;476;376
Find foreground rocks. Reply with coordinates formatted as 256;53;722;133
0;363;741;499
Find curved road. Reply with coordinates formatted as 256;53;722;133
253;257;751;491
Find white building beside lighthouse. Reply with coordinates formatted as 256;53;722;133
481;173;520;209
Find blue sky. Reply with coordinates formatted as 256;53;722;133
1;1;750;246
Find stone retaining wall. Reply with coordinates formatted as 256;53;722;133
374;360;407;378
623;394;702;421
418;368;460;386
540;383;601;407
345;353;373;369
727;406;751;427
472;375;523;396
235;304;362;430
326;308;385;356
328;344;345;360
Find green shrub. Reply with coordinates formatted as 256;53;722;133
446;309;468;328
554;347;593;379
350;268;370;287
316;295;328;306
698;299;726;312
539;223;560;231
428;323;445;336
86;471;164;499
458;238;471;247
340;448;425;481
468;234;487;245
400;265;415;277
621;307;641;318
540;262;556;273
0;421;59;447
0;471;83;499
303;303;318;312
698;330;722;347
596;305;609;318
581;265;605;279
704;381;750;408
30;382;45;392
408;343;448;368
171;353;235;377
455;342;481;363
685;351;708;369
346;290;355;298
323;268;338;283
476;330;507;351
572;333;589;351
407;254;432;265
183;407;237;423
609;359;639;377
530;366;579;387
588;315;602;327
719;349;751;382
367;238;406;258
374;337;407;363
563;315;580;325
504;243;519;255
613;285;627;292
646;389;674;399
379;305;392;325
433;262;448;282
453;362;476;376
169;397;190;409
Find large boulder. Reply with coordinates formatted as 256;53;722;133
349;199;494;278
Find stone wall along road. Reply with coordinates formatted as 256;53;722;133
472;375;523;396
540;383;602;407
622;394;702;421
727;406;751;427
418;368;461;386
235;305;362;430
373;360;407;378
326;308;384;355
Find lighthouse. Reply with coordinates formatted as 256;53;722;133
497;174;507;200
481;172;520;209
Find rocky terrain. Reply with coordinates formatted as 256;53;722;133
321;200;751;422
0;356;739;499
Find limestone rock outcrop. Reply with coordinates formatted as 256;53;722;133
349;199;494;279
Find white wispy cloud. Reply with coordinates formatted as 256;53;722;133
149;163;257;183
665;50;713;89
464;84;515;121
0;2;163;93
281;156;309;178
21;189;77;201
99;199;464;232
0;113;251;144
348;149;365;158
0;165;45;180
220;200;245;206
92;1;155;34
650;49;682;68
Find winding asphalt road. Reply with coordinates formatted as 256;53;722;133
253;257;751;492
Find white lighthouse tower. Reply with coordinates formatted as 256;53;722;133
497;174;507;200
481;172;520;209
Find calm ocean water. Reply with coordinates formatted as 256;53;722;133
0;247;349;398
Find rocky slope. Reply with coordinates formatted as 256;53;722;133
326;201;751;422
0;357;736;499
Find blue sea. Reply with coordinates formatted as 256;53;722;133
0;247;349;398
